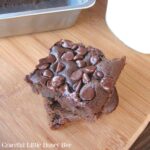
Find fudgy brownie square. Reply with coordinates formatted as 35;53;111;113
25;39;126;129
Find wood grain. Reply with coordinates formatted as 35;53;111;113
0;0;150;150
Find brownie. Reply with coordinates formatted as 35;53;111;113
25;39;126;129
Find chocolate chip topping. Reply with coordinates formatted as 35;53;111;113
40;76;49;86
37;63;49;70
26;40;125;100
51;76;65;87
47;55;56;63
96;71;104;79
26;39;126;129
56;63;65;73
73;80;82;92
61;51;74;61
93;71;104;80
80;86;95;101
29;70;41;83
76;46;87;55
84;66;96;73
100;77;114;91
39;55;56;64
82;73;90;84
76;60;86;68
43;70;53;78
73;54;84;60
90;55;99;65
61;40;73;49
71;70;83;81
72;44;78;50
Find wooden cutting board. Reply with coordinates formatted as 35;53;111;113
0;0;150;150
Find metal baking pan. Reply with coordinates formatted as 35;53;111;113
0;0;96;37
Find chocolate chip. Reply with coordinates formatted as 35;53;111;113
51;76;65;87
89;46;103;56
61;40;73;49
47;80;51;88
100;77;114;91
71;70;83;81
96;71;104;79
43;70;53;78
61;51;74;61
40;76;49;86
80;86;95;100
93;71;104;80
51;45;66;58
90;55;99;65
82;73;90;84
39;55;56;64
32;84;42;94
56;63;65;73
76;46;87;55
73;80;82;92
37;63;49;70
76;60;86;68
25;75;32;84
84;66;96;73
73;54;84;60
72;44;78;50
29;70;41;83
47;54;56;63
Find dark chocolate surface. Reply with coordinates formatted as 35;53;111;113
25;39;126;129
